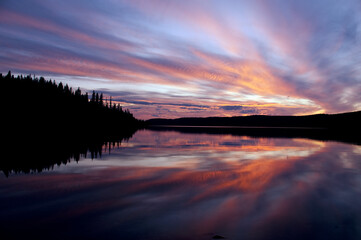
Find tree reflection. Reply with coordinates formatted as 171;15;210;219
1;132;136;177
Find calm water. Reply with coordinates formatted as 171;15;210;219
1;129;361;240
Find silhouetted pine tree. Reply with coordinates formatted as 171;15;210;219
100;93;103;106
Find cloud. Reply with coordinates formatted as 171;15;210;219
1;0;361;119
219;105;259;114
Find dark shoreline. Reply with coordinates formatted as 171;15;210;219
147;125;361;146
146;111;361;130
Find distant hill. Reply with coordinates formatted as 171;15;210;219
147;111;361;129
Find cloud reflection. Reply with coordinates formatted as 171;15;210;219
4;130;361;239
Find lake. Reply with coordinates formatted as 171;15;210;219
1;128;361;240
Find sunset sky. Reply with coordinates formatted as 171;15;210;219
1;0;361;119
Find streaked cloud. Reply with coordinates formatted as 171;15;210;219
1;0;361;119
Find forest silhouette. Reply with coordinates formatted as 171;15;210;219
2;71;144;135
1;71;144;176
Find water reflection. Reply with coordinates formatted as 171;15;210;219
1;133;134;177
1;130;361;239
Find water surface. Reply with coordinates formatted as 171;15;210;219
1;129;361;239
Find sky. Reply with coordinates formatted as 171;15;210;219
1;0;361;119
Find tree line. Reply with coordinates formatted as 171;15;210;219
2;71;144;138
